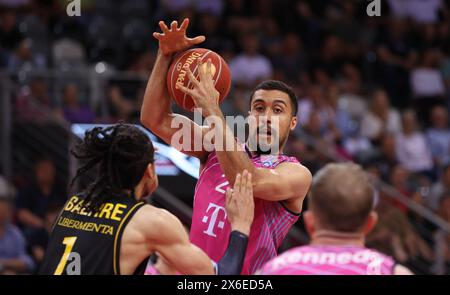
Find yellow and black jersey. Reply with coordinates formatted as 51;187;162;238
39;194;147;275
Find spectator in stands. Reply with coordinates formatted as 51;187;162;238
360;89;402;142
388;164;413;214
301;110;351;162
327;1;361;46
229;33;273;87
428;164;450;212
196;13;230;54
367;197;433;270
14;78;59;124
338;63;367;121
0;0;31;9
411;49;446;125
337;67;367;122
286;132;328;176
16;158;66;235
259;18;282;60
388;0;444;25
224;0;258;36
426;105;450;168
105;85;139;122
417;24;441;51
395;110;434;176
315;35;345;79
373;133;399;180
0;196;35;275
61;83;95;124
28;204;61;270
326;83;354;139
194;0;224;16
298;84;334;133
7;38;46;71
52;38;86;70
126;51;156;77
375;18;415;109
0;8;24;51
342;125;373;161
302;111;325;140
271;32;307;83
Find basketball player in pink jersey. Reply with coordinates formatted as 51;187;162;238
257;163;413;275
141;19;312;274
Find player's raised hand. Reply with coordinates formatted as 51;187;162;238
153;18;205;56
225;170;255;235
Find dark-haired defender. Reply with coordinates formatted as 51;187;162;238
141;19;312;274
39;124;254;275
257;163;413;275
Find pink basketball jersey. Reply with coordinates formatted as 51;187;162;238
190;148;301;275
257;245;395;275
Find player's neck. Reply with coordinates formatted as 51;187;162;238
251;151;284;157
133;182;147;201
250;146;285;157
310;229;366;247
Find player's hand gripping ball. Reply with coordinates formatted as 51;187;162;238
167;48;231;112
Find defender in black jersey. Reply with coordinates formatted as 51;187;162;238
40;124;254;275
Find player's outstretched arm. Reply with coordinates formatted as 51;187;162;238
215;171;254;275
148;172;255;275
132;179;255;276
177;60;312;210
140;19;209;160
137;206;215;275
225;170;254;235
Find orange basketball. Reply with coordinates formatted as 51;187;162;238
167;48;231;112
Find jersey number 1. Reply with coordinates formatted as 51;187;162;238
54;236;77;275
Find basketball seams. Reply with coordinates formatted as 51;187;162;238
170;49;229;112
215;54;223;101
170;50;192;103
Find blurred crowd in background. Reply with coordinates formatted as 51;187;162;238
1;0;450;274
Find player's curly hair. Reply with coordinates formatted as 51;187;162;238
70;123;155;211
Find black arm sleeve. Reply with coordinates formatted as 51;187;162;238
216;231;249;275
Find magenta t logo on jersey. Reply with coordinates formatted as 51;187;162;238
202;203;227;237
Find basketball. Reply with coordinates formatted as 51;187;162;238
167;48;231;112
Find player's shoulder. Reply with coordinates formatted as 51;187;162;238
277;160;312;179
393;264;414;275
256;246;305;274
279;245;307;257
133;205;177;226
282;154;301;164
131;205;182;237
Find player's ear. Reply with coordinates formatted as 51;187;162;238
146;163;156;180
303;211;315;236
362;211;378;235
144;163;159;194
290;115;298;131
